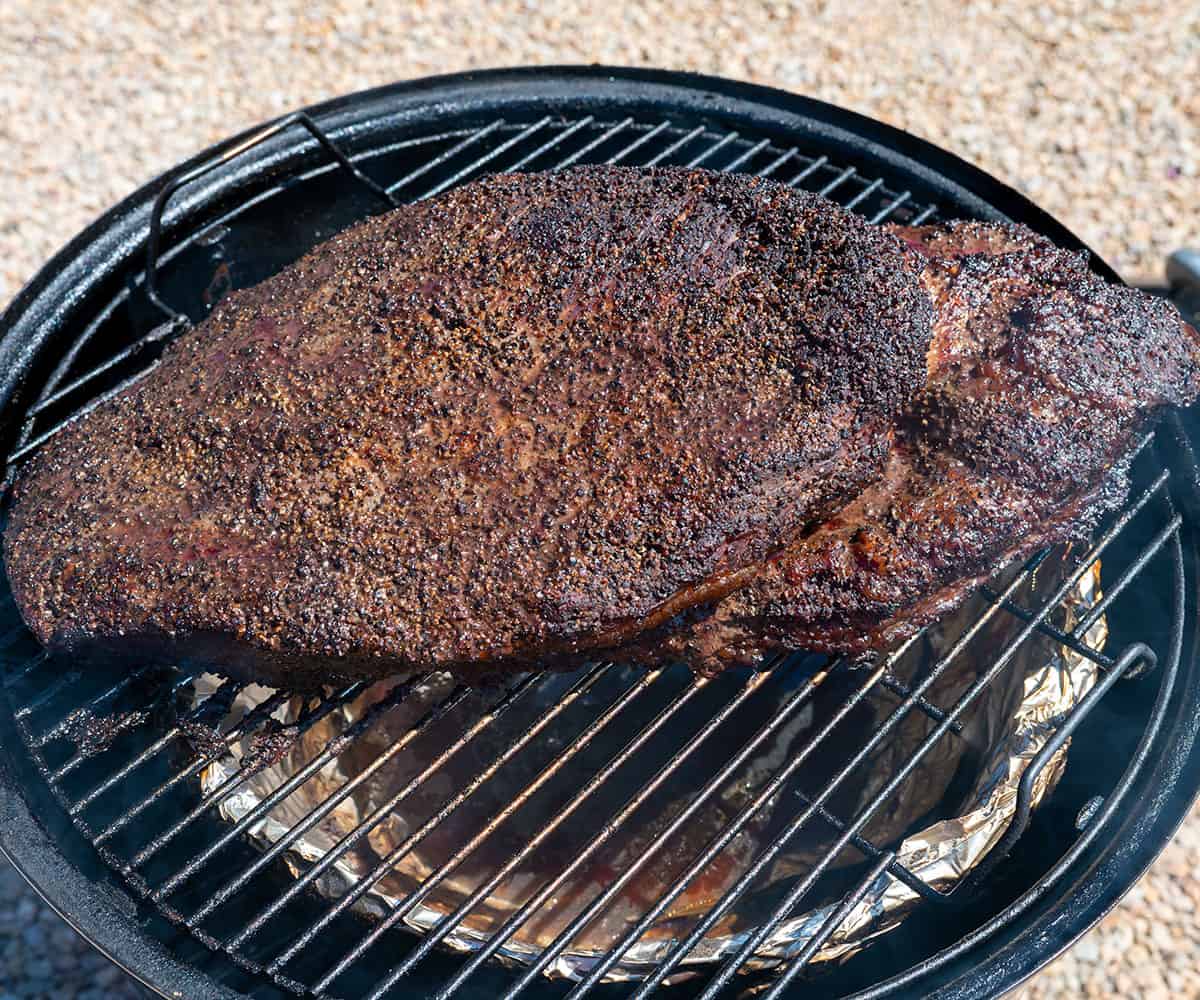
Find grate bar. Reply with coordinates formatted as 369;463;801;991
496;660;835;999
843;177;885;211
553;118;636;171
32;664;162;747
90;688;290;837
187;675;538;927
1082;461;1167;532
26;321;180;418
149;676;431;897
784;155;829;188
685;131;741;169
878;672;963;734
1074;514;1182;637
25;296;124;420
791;792;944;904
435;666;785;999
505;116;596;172
385;120;506;195
632;510;1142;997
122;681;369;863
13;670;82;718
1131;428;1159;461
817;166;857;197
1;650;47;686
756;147;799;178
606;121;673;165
870;190;912;224
51;711;154;782
418;117;554;201
910;204;938;225
250;663;619;967
758;852;897;1000
979;595;1116;669
226;664;611;952
722;138;773;174
986;512;1179;671
354;673;713;999
645;125;707;166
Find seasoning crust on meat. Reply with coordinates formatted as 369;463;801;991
632;221;1200;670
4;166;934;686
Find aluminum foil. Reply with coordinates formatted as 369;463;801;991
197;552;1103;983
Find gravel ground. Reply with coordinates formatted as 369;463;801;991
0;1;1197;997
0;864;151;1000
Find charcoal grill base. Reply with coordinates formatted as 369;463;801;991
0;66;1198;1000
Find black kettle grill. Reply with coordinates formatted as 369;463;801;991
1;67;1199;1000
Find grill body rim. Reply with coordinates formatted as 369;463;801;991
0;64;1195;1000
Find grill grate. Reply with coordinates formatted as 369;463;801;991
0;111;1191;1000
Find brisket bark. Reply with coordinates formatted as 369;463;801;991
5;168;1198;685
4;166;933;686
651;221;1200;670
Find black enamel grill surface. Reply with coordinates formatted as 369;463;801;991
0;68;1198;1000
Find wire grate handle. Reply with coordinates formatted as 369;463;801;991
143;111;398;327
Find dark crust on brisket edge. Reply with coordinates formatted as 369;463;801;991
4;166;934;687
640;221;1200;671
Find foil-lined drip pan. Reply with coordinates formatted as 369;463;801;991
198;553;1104;982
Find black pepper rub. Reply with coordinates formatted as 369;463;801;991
653;221;1200;670
4;166;932;686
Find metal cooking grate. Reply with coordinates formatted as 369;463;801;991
0;114;1190;1000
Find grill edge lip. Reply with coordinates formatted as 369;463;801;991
0;64;1192;1000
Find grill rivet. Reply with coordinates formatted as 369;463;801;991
1076;795;1104;831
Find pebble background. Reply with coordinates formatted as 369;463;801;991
0;864;150;1000
0;2;1196;997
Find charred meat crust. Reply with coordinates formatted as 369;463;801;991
4;165;934;686
659;221;1200;670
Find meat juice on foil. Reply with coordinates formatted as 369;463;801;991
197;550;1103;981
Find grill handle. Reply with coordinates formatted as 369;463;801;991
1167;249;1200;295
143;111;398;328
1168;250;1200;328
